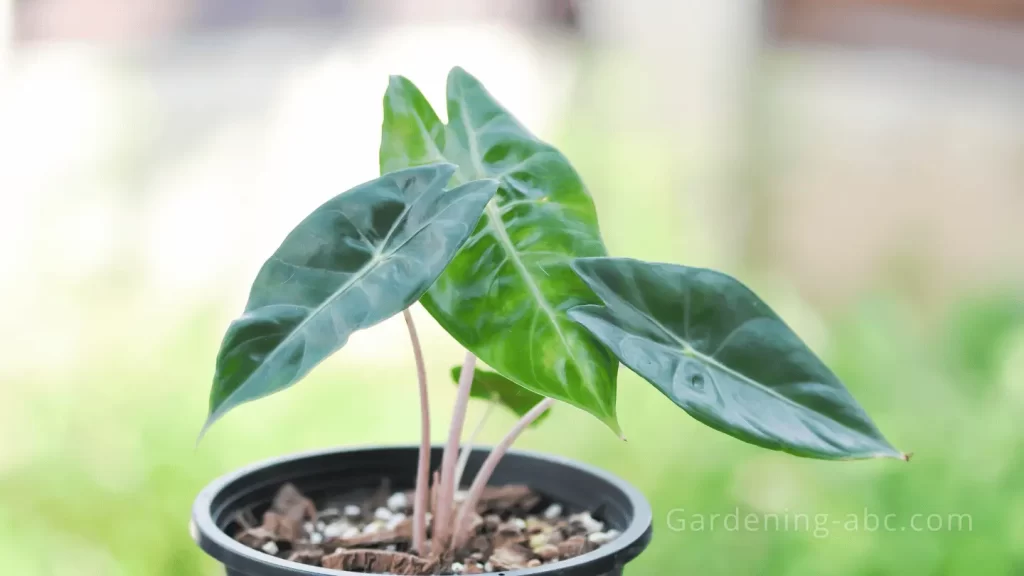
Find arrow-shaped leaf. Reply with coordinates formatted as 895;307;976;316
568;257;906;460
450;365;551;426
203;164;497;434
381;68;621;434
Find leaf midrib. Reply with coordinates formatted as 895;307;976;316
402;84;595;402
392;78;617;415
455;93;590;400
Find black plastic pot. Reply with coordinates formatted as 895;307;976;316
192;445;652;576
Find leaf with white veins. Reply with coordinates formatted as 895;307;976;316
380;68;620;434
203;164;497;435
568;257;906;460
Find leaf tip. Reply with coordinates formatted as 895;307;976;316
195;419;213;448
601;415;625;440
386;74;409;88
877;439;910;462
197;407;225;447
870;446;910;462
447;66;483;94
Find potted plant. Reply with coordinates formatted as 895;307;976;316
192;67;907;576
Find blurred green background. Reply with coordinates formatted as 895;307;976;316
2;1;1023;575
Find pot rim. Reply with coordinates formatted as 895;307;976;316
192;444;653;576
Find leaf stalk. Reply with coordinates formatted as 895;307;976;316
431;351;476;548
451;397;555;549
402;309;431;554
452;397;496;493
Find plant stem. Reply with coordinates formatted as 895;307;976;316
431;351;476;549
431;470;440;514
452;399;496;494
402;309;430;555
451;397;555;549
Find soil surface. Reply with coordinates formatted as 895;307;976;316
232;482;621;574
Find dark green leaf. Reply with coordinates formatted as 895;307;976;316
380;68;621;434
450;365;551;426
568;257;906;460
203;164;497;435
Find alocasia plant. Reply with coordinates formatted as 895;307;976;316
202;66;905;567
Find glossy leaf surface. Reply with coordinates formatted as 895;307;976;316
568;257;905;460
380;68;620;433
450;365;551;426
204;164;497;434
